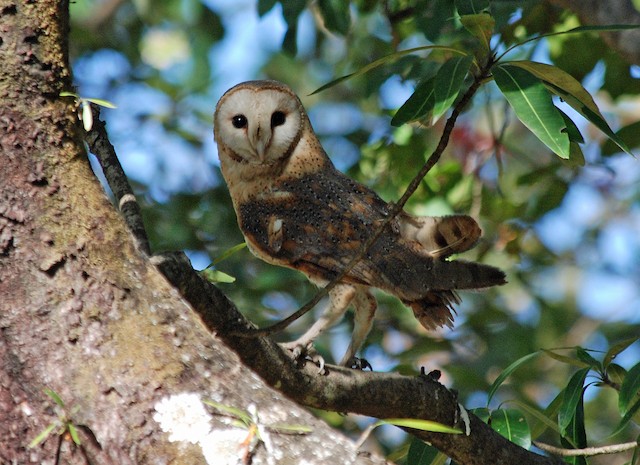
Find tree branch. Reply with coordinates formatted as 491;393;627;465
534;440;639;457
85;105;151;256
153;252;564;465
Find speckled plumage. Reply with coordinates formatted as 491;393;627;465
214;80;506;366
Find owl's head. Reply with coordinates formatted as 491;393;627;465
214;80;306;166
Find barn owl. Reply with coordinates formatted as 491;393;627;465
214;80;506;367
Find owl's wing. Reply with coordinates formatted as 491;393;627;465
238;167;505;328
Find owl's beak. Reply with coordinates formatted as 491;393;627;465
250;124;271;162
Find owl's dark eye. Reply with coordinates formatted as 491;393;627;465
271;111;286;128
232;114;247;129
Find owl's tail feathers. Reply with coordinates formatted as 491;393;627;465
406;291;459;330
405;261;506;330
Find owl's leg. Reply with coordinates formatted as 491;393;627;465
281;284;357;364
339;288;377;367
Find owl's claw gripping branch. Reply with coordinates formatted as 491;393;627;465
214;61;502;367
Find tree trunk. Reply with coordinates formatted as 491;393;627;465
0;2;387;463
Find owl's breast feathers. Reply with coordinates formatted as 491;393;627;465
237;165;506;329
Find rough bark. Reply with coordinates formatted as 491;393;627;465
0;2;387;464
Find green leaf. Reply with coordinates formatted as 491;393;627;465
602;122;640;156
432;55;474;124
558;109;584;143
317;0;350;35
561;393;587;465
455;0;490;15
391;77;436;127
203;400;252;426
604;337;639;368
530;391;564;439
407;437;446;465
542;349;591;369
489;408;531;449
379;418;462;434
44;388;66;408
459;13;495;52
503;60;633;156
619;362;640;416
558;367;590;436
201;268;236;283
493;64;570;158
610;396;640;438
267;423;313;434
67;423;81;445
576;347;602;371
472;407;491;423
311;46;467;95
506;400;561;439
28;422;58;448
487;351;540;406
84;97;117;109
210;242;247;266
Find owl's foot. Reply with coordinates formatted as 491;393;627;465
280;341;326;375
344;356;373;371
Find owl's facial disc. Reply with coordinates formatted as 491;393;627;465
216;86;303;165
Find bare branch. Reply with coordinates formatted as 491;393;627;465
534;440;639;457
85;106;152;256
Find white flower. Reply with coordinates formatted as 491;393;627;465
200;428;249;465
153;392;212;444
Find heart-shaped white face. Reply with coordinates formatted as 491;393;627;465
214;80;304;166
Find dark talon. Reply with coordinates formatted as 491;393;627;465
346;357;372;371
281;342;326;374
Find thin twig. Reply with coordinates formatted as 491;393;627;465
533;440;639;457
231;56;495;338
85;105;152;256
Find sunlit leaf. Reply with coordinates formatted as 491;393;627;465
267;423;313;434
391;77;437;127
504;60;633;155
604;338;639;368
378;418;462;434
201;268;236;283
67;423;81;445
487;351;540;406
460;13;495;52
490;408;531;449
44;388;66;408
493;64;570;158
85;97;117;109
432;55;474;124
211;242;247;266
312;46;467;95
203;400;252;426
558;367;589;436
28;422;58;448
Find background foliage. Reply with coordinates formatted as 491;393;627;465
70;1;639;463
